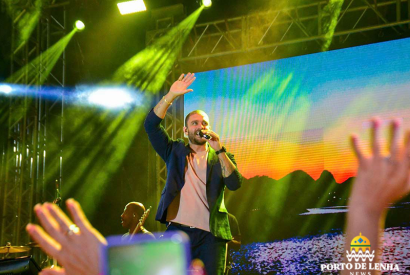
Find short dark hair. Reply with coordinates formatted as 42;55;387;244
185;110;208;127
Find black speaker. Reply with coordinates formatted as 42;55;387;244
0;256;41;275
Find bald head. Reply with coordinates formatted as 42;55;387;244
126;202;145;217
121;202;145;229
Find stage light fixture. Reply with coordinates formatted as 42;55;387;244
202;0;212;8
87;88;134;108
0;84;12;94
117;0;147;15
74;20;85;31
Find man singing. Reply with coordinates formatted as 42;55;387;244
144;73;243;274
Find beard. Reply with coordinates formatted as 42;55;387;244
188;130;207;145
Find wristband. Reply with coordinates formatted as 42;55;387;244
216;146;226;155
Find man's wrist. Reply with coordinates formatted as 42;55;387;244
162;96;173;106
166;92;178;102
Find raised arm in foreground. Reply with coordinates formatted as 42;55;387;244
342;118;410;275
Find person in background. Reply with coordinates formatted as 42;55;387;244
121;202;154;240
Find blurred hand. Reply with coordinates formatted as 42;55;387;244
189;259;206;275
349;118;410;214
26;199;107;275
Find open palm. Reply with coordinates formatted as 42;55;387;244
350;119;410;213
169;73;196;96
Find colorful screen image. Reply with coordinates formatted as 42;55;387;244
185;38;410;183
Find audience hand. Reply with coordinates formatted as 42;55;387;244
349;118;410;214
26;199;107;275
343;118;410;275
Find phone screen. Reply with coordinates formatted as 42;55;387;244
104;232;190;275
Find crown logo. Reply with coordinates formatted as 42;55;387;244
346;233;374;262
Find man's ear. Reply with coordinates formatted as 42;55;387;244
183;126;188;137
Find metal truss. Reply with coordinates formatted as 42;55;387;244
151;69;185;232
0;0;67;253
146;17;186;230
177;0;410;69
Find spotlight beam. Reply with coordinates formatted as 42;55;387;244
7;30;77;85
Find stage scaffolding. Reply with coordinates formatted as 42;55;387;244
146;7;186;229
0;0;68;254
178;0;410;68
146;0;410;225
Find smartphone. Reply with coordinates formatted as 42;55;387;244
101;231;191;275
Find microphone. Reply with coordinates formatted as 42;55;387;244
197;130;211;140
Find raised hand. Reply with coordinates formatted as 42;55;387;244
342;118;410;275
26;199;107;275
169;73;196;97
349;118;410;214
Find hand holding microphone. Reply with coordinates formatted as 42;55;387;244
197;130;211;140
196;130;224;153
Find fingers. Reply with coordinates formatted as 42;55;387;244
401;131;410;193
389;119;401;160
404;131;410;166
178;74;184;81
34;204;67;244
35;203;76;246
184;89;194;94
203;130;218;139
371;118;382;157
179;73;196;89
66;199;92;232
26;223;61;258
45;203;74;235
182;73;195;83
66;199;107;245
350;134;364;162
185;74;196;86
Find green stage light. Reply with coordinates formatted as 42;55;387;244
117;0;147;15
74;20;85;31
203;0;212;8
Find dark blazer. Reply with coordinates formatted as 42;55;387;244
144;109;243;240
